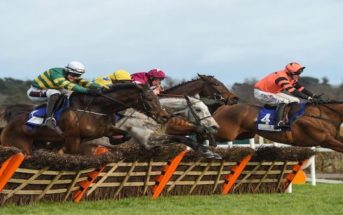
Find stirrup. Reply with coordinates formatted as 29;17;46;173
44;117;57;129
275;121;285;128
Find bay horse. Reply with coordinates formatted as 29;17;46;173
213;101;343;152
0;83;169;155
164;74;239;113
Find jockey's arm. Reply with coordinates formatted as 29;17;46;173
294;82;314;97
78;78;102;89
52;76;88;93
290;90;310;100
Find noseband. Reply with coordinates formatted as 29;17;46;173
200;76;234;105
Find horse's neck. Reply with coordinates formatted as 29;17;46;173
166;80;204;96
160;98;188;113
70;89;138;114
118;108;157;128
321;103;343;117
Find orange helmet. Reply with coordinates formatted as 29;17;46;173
285;62;305;75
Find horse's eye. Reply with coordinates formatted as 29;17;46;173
214;95;222;100
195;108;202;112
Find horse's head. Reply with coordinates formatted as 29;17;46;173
184;96;219;134
138;85;170;123
197;74;239;105
160;96;219;134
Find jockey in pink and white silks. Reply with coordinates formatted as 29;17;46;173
131;69;166;95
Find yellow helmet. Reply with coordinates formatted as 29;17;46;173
111;70;132;81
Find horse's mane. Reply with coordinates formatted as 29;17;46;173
105;83;144;93
164;75;223;93
305;100;343;106
164;77;201;93
322;100;343;104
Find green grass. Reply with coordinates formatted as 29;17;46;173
1;184;343;215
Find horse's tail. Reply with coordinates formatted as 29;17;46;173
1;103;35;123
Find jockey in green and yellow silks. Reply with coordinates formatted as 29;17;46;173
27;61;102;131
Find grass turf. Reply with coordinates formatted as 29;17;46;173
1;184;342;215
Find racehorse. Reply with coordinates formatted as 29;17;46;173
213;101;343;152
164;74;239;113
111;96;220;158
0;83;169;155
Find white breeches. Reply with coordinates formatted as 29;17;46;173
254;89;300;105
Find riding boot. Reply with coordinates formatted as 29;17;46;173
44;94;60;130
275;103;287;128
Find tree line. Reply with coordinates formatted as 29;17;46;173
0;76;343;105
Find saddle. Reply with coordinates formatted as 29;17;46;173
26;95;69;128
257;103;306;131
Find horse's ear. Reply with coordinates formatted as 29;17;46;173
197;74;206;80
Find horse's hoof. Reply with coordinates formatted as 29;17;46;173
212;153;222;160
202;151;215;159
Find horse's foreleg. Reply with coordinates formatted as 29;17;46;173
166;135;221;159
1;126;33;155
64;137;81;154
337;135;343;143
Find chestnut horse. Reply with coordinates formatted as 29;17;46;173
213;101;343;152
164;74;239;113
0;83;169;155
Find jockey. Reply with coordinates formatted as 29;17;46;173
131;68;166;95
94;69;132;89
254;62;317;128
27;61;102;130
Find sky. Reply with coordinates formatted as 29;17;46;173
1;0;343;87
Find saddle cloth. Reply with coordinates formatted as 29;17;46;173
26;97;70;128
256;103;306;132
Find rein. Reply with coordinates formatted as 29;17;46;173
100;91;157;121
198;75;232;105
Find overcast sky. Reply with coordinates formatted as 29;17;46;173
1;0;342;86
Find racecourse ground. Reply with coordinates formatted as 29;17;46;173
1;184;342;215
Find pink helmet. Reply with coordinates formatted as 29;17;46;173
147;68;166;79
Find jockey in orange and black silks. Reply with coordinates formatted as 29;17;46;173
254;62;318;128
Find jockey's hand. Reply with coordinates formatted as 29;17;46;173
87;88;103;96
308;96;323;104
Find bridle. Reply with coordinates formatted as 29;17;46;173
184;96;212;126
198;75;234;105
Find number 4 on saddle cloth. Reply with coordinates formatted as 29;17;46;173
26;96;70;128
256;103;306;132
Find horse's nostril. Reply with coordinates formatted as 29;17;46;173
160;115;169;123
211;125;219;131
